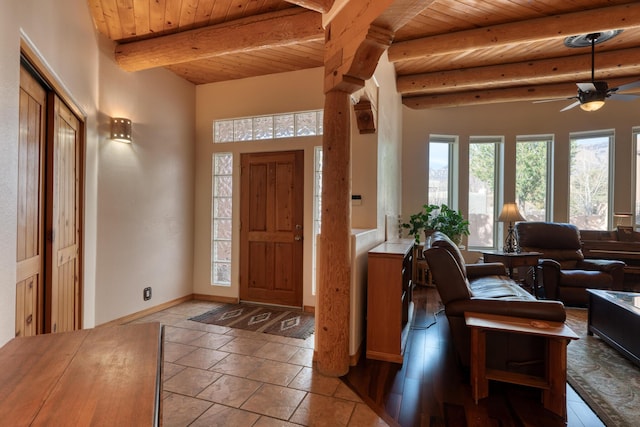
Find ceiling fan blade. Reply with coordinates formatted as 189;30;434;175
560;100;581;112
577;82;596;92
609;93;640;101
613;80;640;93
533;97;573;104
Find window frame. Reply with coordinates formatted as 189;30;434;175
428;134;458;208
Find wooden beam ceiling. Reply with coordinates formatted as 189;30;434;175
402;77;640;109
284;0;335;13
115;8;323;72
397;46;640;95
388;3;640;62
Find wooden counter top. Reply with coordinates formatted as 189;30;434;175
0;322;163;426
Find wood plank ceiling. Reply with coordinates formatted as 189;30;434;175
88;0;640;109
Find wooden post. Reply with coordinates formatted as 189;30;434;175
316;89;352;376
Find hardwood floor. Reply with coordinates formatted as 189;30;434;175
342;287;604;427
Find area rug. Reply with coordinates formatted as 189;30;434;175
565;308;640;426
190;303;314;340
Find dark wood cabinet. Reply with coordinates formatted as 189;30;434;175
366;239;414;363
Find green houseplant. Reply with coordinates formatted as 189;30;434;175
402;204;470;244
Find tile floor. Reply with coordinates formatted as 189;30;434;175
132;300;389;427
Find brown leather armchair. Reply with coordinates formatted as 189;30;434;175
516;222;625;306
424;232;566;374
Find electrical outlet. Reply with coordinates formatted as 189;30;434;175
143;287;152;301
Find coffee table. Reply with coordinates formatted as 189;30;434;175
587;289;640;367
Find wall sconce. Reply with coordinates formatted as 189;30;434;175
498;202;525;253
110;117;132;143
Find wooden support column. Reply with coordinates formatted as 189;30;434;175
315;0;433;377
316;89;352;376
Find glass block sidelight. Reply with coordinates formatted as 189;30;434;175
295;111;317;136
275;114;295;138
234;118;253;141
212;153;233;286
212;262;231;285
214;120;234;143
214;110;323;143
254;116;274;140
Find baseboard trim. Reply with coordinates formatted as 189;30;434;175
303;305;315;314
97;294;194;327
192;294;238;304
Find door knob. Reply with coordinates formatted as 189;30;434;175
294;235;303;241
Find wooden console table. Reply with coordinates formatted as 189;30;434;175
465;312;578;420
0;322;164;426
367;239;414;363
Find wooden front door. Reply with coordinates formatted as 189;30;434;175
15;66;47;337
16;61;83;336
240;151;304;307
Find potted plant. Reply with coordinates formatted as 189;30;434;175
434;204;470;245
402;203;440;244
402;204;470;245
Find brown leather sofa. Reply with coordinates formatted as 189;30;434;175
516;222;625;306
424;232;566;374
581;228;640;291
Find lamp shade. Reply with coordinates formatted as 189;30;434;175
498;202;525;223
110;117;132;143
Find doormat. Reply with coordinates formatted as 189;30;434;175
190;303;314;340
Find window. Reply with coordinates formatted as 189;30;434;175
428;135;456;206
468;138;502;248
312;146;323;295
211;153;233;286
516;136;552;221
213;110;324;143
569;131;613;230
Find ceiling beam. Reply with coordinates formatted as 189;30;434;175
388;3;640;63
402;77;640;109
396;47;640;95
115;9;323;72
284;0;335;13
324;0;434;92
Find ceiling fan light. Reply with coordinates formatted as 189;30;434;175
580;100;605;112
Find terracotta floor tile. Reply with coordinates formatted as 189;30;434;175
334;382;363;402
290;393;355;427
348;403;389;426
287;347;314;367
253;415;304;426
259;341;302;362
187;332;235;349
163;341;198;363
163;367;221;396
288;366;341;396
190;404;261;427
241;383;307;420
163;361;186;381
175;347;228;369
197;374;262;407
218;336;268;355
162;393;211;427
209;353;264;377
164;325;207;344
247;359;303;386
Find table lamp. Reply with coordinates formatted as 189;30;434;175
498;202;525;253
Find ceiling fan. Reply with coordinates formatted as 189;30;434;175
539;31;640;112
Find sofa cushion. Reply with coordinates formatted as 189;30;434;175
559;270;613;288
470;276;535;300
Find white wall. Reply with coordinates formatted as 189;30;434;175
402;99;640;233
0;0;195;343
95;41;195;325
193;68;325;308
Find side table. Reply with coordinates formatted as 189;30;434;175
464;312;578;420
483;251;542;297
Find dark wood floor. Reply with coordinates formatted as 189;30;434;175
342;287;604;427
